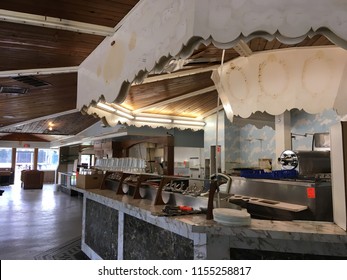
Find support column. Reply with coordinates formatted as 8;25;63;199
33;148;38;170
11;148;16;170
11;148;17;184
275;111;292;169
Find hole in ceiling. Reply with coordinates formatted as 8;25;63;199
0;86;28;95
12;76;51;87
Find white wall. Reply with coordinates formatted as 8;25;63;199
204;111;225;172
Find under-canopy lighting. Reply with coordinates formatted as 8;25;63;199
135;116;172;123
173;119;205;126
116;110;134;119
97;102;134;119
112;103;132;113
97;102;116;112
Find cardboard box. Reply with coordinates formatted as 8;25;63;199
76;174;104;189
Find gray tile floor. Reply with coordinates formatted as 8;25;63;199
0;183;83;260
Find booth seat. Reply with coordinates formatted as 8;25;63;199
21;170;44;189
0;168;14;185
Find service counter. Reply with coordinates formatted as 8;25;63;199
78;181;347;260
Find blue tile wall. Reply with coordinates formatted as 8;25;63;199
291;109;340;150
225;120;275;168
221;109;340;169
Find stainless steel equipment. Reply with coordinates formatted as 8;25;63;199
227;176;333;221
279;132;331;177
312;132;330;151
278;150;331;178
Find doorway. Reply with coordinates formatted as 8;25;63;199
15;148;34;184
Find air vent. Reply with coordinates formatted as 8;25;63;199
12;75;51;87
0;86;28;95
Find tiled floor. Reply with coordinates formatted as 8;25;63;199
0;183;83;260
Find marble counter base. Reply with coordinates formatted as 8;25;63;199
81;189;347;259
84;199;118;259
123;214;194;259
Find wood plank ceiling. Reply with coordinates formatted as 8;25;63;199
0;1;335;143
0;0;139;141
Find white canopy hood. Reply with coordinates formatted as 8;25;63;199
78;0;347;125
211;46;347;122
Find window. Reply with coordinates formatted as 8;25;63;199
37;149;59;170
0;148;12;168
16;148;34;170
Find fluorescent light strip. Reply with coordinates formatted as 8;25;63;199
97;102;116;112
97;102;134;119
112;104;132;113
135;116;172;123
116;110;134;119
173;120;205;126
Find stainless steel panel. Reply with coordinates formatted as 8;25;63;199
228;176;333;221
295;151;331;176
312;132;330;151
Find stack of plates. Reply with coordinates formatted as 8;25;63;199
213;208;251;226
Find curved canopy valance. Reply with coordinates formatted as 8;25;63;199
78;0;347;124
211;46;347;121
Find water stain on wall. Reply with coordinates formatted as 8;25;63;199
103;42;125;83
128;32;137;51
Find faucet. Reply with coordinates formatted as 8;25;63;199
206;174;233;220
206;179;218;220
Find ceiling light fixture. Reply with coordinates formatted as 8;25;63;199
97;102;116;112
116;110;134;119
112;103;132;113
97;102;134;119
48;122;54;131
135;116;172;123
173;119;206;126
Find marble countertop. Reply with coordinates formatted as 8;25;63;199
83;188;347;243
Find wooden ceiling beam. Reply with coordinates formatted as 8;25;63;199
0;66;78;78
0;9;114;36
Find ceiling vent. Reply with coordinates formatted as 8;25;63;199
12;75;51;87
0;86;28;95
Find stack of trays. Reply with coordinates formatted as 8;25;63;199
213;208;251;226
